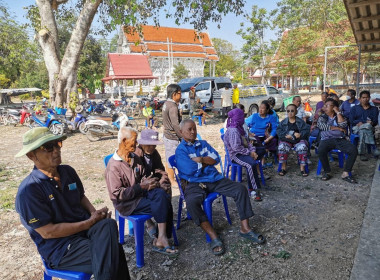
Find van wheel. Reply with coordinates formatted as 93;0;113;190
248;104;259;116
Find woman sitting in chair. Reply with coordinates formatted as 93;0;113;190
276;104;310;177
245;101;279;167
224;108;266;201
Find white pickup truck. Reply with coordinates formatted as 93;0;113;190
239;85;289;116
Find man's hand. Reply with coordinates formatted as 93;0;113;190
357;122;363;127
250;151;258;160
155;169;171;188
191;156;216;167
140;176;160;191
285;134;293;139
89;207;110;226
333;106;340;114
294;132;301;139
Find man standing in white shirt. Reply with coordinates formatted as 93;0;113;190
221;86;233;119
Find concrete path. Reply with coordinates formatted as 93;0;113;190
350;160;380;280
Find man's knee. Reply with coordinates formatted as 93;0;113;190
92;218;118;233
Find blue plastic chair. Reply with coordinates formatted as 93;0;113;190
220;134;266;187
192;115;205;126
350;133;375;154
316;149;345;175
42;258;91;280
196;133;202;140
168;155;231;243
277;155;309;174
104;154;178;268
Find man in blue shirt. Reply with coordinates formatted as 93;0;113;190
15;127;130;279
175;119;265;256
340;89;360;120
349;90;380;161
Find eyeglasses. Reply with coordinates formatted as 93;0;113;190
287;110;295;113
39;141;63;152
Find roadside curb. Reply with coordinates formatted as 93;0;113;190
350;160;380;280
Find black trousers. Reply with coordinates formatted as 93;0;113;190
185;178;254;226
132;188;173;238
222;106;231;118
53;219;130;280
318;138;358;173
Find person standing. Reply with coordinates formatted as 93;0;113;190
162;84;182;184
221;86;233;119
189;86;196;118
232;84;240;107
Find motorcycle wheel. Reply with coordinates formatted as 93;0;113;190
78;122;87;134
3;116;9;126
50;123;64;136
126;119;138;131
86;132;101;142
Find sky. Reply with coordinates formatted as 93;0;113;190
4;0;279;51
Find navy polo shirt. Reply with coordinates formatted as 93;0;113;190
15;165;90;268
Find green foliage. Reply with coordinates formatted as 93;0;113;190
69;91;79;112
172;63;190;82
273;250;291;259
153;85;161;94
0;74;10;88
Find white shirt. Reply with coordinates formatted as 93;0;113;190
221;88;233;107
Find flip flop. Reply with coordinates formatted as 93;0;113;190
321;172;331;181
210;238;225;256
239;231;265;244
152;245;178;256
342;175;357;184
300;170;308;177
278;169;286;176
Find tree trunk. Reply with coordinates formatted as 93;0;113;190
37;0;102;107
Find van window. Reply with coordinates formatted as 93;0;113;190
217;83;232;89
268;87;279;95
196;82;210;91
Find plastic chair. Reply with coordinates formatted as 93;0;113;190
192;115;205;126
196;133;202;140
350;133;375;154
115;211;178;268
104;154;178;268
309;135;317;154
42;258;91;280
220;134;266;187
316;149;345;175
168;155;231;243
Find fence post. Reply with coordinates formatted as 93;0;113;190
356;44;362;94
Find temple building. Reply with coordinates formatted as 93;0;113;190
116;25;219;84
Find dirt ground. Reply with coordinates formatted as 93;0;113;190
0;101;377;280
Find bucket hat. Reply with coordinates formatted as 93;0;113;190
15;127;67;157
137;129;163;145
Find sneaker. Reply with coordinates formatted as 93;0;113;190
360;154;369;161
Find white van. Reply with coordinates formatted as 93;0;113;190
178;77;232;113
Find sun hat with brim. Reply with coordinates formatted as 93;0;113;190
137;129;163;145
15;127;67;157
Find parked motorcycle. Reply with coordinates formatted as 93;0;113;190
72;105;89;134
31;108;66;136
84;112;138;141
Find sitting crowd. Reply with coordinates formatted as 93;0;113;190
14;84;379;278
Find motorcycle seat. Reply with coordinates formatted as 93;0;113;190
34;115;47;122
88;115;112;121
8;110;20;116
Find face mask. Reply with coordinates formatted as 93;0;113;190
346;96;351;100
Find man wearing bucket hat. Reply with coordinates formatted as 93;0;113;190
134;129;172;239
15;127;130;279
105;127;178;256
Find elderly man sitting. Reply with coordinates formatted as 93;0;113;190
105;127;178;256
175;119;265;256
15;127;130;279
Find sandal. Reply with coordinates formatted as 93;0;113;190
342;175;357;184
146;226;157;239
278;169;287;176
152;245;179;256
239;231;266;244
321;172;331;181
210;238;225;256
300;170;308;177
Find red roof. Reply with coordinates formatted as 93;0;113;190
122;25;218;61
103;54;157;81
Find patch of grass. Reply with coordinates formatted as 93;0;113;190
0;187;18;210
93;198;104;205
0;165;12;182
273;250;291;259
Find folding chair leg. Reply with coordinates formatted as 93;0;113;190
258;162;266;186
277;162;282;172
237;166;243;182
118;214;125;244
338;152;344;168
172;225;179;246
43;272;52;280
231;166;237;181
131;219;145;268
316;160;322;175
